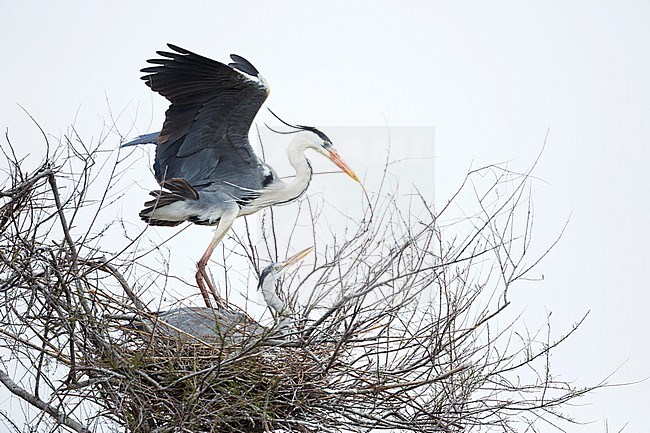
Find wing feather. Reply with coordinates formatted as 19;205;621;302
141;44;269;192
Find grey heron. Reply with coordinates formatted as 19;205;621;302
123;44;359;307
142;247;314;341
257;245;313;317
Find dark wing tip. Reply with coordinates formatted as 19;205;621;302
155;50;176;59
166;43;190;54
228;54;259;77
154;44;191;59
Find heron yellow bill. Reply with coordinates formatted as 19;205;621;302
280;246;315;270
329;149;360;183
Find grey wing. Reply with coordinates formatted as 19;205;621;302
155;307;265;340
141;44;270;192
121;131;159;147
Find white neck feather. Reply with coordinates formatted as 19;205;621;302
286;136;313;189
261;273;285;314
250;134;314;208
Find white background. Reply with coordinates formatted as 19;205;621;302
1;1;648;431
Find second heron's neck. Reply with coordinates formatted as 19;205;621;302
261;275;285;314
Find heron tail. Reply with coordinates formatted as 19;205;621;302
122;131;160;147
139;178;199;226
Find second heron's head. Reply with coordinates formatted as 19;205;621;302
258;246;315;289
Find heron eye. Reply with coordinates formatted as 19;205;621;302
274;265;283;272
323;141;332;149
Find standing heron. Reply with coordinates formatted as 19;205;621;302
123;44;360;307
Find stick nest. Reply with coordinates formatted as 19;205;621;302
0;136;598;433
103;324;331;433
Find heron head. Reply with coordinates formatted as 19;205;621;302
302;128;361;183
268;109;360;183
258;246;315;288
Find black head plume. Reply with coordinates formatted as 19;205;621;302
266;109;332;143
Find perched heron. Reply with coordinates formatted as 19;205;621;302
123;44;359;307
141;247;314;341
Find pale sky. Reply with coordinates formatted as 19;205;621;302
1;1;649;431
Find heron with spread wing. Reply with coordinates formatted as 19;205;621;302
123;44;360;307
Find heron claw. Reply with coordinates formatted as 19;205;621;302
196;263;221;308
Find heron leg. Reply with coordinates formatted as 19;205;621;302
195;209;238;308
197;247;220;308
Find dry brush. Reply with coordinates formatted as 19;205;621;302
0;129;599;432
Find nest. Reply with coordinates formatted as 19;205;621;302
0;136;598;433
102;321;331;432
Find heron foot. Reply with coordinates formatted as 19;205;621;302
195;263;221;308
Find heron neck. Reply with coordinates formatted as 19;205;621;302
283;138;313;200
261;275;285;313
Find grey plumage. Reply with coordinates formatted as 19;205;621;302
146;306;264;342
137;247;314;340
121;131;160;147
124;44;359;307
129;44;274;225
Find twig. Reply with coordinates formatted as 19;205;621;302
0;370;89;433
